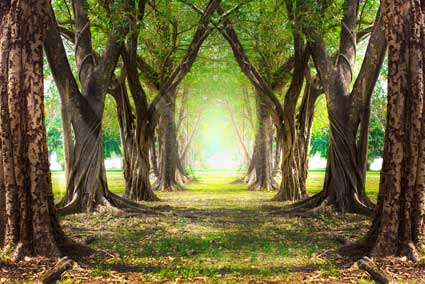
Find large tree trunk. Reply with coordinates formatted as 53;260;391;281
45;3;146;214
248;95;278;191
57;99;131;213
287;84;375;214
0;0;67;260
154;89;184;191
288;4;386;214
0;149;4;247
342;0;425;261
316;97;373;213
112;83;158;201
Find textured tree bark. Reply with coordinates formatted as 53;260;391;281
0;148;5;247
249;95;278;191
341;0;425;261
287;3;386;214
0;0;67;259
112;82;158;201
155;90;185;191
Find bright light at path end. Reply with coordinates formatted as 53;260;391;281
206;152;239;169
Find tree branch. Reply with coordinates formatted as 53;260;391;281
72;0;95;83
147;0;221;134
216;4;284;125
271;56;295;91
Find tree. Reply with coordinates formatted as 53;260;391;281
287;1;387;214
116;0;224;196
342;0;425;261
0;0;67;260
44;1;148;213
212;1;301;193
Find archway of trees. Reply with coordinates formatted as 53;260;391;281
1;0;425;283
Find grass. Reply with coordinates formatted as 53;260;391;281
39;170;394;283
51;169;381;202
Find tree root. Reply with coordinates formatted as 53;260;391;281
124;188;160;202
357;257;391;284
56;191;156;216
248;179;278;191
281;192;374;216
40;257;74;284
230;176;247;184
153;180;185;192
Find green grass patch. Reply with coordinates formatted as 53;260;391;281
50;170;384;283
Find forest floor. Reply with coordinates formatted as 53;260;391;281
1;171;425;283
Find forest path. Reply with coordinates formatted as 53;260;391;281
58;171;371;283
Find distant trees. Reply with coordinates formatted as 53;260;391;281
43;0;388;214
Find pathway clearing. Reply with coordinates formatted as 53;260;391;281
3;172;422;283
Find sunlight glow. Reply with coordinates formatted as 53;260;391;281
205;152;240;170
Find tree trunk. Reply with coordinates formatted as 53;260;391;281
60;91;74;186
249;95;278;191
112;83;158;201
287;87;374;214
342;0;425;261
150;134;160;178
45;4;146;214
154;89;184;191
274;34;308;201
272;134;281;177
56;101;120;213
0;148;5;247
289;4;386;214
0;0;67;260
294;82;322;197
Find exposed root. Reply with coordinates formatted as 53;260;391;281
124;188;160;202
281;193;322;210
357;257;392;284
40;257;74;284
230;176;247;184
176;172;191;185
153;180;185;192
272;186;308;202
248;179;278;191
281;192;374;216
398;242;421;262
106;193;157;214
56;191;156;216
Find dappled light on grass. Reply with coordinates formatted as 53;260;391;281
43;171;389;283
